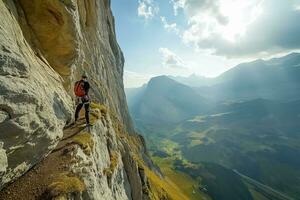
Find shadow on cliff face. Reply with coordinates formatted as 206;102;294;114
13;0;79;77
0;54;29;77
53;93;72;123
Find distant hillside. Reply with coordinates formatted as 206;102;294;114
145;99;300;199
127;53;300;124
176;99;300;198
166;53;300;101
129;76;211;124
126;52;300;200
199;53;300;101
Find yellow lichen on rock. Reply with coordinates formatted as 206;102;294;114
47;173;85;198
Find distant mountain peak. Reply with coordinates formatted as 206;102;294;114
149;75;171;81
148;75;181;87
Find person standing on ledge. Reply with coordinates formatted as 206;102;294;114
74;74;91;126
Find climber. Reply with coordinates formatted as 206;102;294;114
74;74;91;126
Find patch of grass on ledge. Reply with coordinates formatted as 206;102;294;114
90;102;108;125
47;173;85;198
103;151;119;178
72;132;94;155
90;102;107;116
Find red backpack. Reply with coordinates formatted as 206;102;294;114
74;81;85;97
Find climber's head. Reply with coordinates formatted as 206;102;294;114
81;74;87;81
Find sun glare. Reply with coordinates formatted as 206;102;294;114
219;0;263;42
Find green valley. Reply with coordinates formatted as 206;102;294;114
127;53;300;200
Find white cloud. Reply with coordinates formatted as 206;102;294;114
124;70;152;88
181;0;261;42
138;0;159;20
170;0;185;15
159;48;185;69
174;0;300;58
160;16;180;34
173;0;229;24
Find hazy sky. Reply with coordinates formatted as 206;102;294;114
111;0;300;88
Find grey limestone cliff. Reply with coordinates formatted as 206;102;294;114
0;0;153;199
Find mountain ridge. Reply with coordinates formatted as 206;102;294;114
166;52;300;90
130;75;211;124
126;52;300;200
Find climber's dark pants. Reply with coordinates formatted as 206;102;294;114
75;102;90;124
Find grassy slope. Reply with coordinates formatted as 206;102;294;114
135;99;300;199
139;124;277;200
142;164;190;200
152;156;211;200
246;183;271;200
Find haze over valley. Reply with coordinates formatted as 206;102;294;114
126;53;300;200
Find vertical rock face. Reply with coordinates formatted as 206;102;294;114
0;0;73;188
70;113;136;200
0;0;136;193
15;0;134;133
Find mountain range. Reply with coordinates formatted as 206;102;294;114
126;52;300;200
128;53;300;123
172;53;300;101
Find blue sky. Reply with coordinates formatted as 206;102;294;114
111;0;300;88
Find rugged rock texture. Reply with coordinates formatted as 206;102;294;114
0;0;173;199
70;111;143;200
0;0;73;188
14;0;134;133
0;105;153;200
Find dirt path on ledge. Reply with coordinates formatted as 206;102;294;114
0;119;88;200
